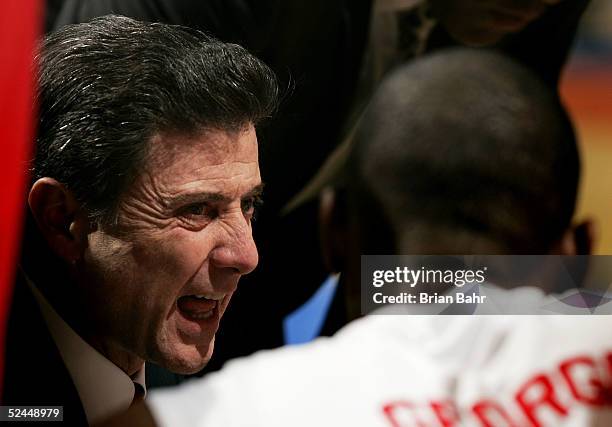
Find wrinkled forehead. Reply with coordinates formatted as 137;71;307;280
123;125;261;201
145;124;259;171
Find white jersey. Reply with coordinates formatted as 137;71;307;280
148;315;612;427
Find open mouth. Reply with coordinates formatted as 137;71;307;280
177;294;223;321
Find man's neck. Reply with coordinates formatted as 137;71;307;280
85;335;145;377
33;272;145;377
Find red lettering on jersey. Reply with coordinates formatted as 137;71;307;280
472;400;517;427
515;374;568;427
383;401;428;427
559;356;607;406
431;400;459;427
604;352;612;403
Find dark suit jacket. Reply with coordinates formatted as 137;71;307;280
1;271;88;426
1;271;182;426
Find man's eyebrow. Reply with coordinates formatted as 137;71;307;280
242;183;265;200
168;183;265;208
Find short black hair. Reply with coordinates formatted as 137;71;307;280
350;48;579;254
34;14;278;223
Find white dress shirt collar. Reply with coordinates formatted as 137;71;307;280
27;277;146;425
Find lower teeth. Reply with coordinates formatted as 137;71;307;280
188;310;213;320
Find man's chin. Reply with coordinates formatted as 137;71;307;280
154;336;215;375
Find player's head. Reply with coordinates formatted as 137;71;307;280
320;49;592;278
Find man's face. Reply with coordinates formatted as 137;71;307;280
432;0;559;46
80;125;261;374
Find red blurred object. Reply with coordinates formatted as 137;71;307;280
561;59;612;125
0;0;41;392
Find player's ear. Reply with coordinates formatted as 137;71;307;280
319;187;349;273
554;219;597;255
28;177;90;263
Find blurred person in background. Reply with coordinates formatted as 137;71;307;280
46;0;591;377
100;48;609;427
2;15;277;425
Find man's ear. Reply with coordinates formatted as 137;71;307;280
555;219;597;255
28;178;90;263
318;187;348;273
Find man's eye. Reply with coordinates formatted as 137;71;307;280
180;203;213;218
241;199;254;213
241;196;263;219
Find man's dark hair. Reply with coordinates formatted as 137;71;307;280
34;14;278;224
348;49;579;254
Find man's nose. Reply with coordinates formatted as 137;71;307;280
209;219;259;275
